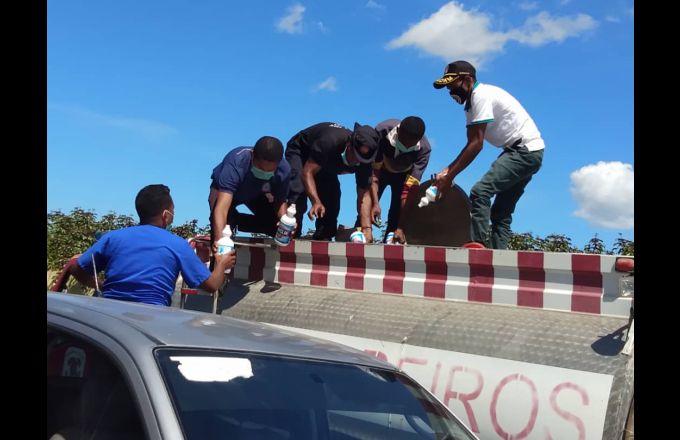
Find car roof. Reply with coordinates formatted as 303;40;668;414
47;292;394;370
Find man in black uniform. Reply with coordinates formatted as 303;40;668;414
285;122;379;240
355;116;431;243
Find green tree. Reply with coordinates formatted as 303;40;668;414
47;208;210;271
47;208;118;271
583;234;607;254
541;234;581;253
169;219;210;239
612;234;634;256
508;232;543;251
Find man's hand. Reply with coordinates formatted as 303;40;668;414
211;228;227;254
393;228;406;244
371;204;382;226
214;251;237;271
308;202;326;220
434;169;454;199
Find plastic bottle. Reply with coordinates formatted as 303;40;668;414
417;186;439;208
216;225;234;273
350;228;366;243
274;204;297;247
385;231;404;245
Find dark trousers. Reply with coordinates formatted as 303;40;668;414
470;148;543;249
208;187;279;245
354;169;405;242
291;169;341;240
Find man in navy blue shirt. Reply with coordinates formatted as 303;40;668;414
69;184;236;306
209;136;291;249
285;122;379;240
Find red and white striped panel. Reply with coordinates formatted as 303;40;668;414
231;240;633;318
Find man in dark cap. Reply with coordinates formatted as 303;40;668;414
355;116;431;243
285;122;379;240
432;60;545;249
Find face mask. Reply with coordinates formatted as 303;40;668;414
341;146;358;167
163;209;174;230
449;87;466;105
251;165;275;180
395;139;419;153
389;127;418;154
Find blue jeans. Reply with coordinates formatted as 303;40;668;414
469;148;543;249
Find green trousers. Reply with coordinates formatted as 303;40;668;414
469;147;543;249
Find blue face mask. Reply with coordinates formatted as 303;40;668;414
163;209;174;231
395;139;418;153
341;146;359;167
390;128;418;155
341;148;350;166
251;165;275;180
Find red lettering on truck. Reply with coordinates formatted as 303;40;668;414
443;366;484;433
548;382;588;440
490;373;539;439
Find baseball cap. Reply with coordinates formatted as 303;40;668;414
433;60;476;89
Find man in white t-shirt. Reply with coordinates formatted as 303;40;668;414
433;60;544;249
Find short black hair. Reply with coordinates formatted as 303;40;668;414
253;136;283;162
400;116;426;139
135;184;173;223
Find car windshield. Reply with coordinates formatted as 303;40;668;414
155;348;477;440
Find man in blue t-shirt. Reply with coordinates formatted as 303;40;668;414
208;136;291;250
69;184;237;306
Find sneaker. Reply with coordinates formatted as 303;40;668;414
463;241;487;249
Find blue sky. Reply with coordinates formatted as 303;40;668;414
48;0;634;249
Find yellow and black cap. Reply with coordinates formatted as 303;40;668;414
433;60;476;89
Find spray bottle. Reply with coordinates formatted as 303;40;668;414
417;186;439;208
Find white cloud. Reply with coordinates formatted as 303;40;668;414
606;16;621;23
519;1;538;11
386;2;506;66
507;11;597;47
386;2;597;66
315;77;337;92
366;0;386;9
316;21;327;32
570;161;634;229
276;3;305;34
48;102;178;140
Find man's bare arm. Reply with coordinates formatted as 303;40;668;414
69;262;103;290
302;160;325;219
211;191;234;252
435;123;487;190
